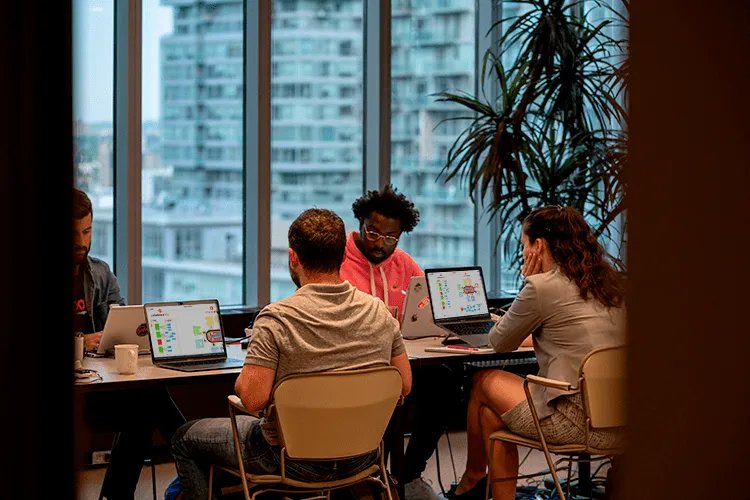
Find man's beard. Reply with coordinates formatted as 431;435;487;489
73;246;89;265
288;262;301;288
366;249;389;264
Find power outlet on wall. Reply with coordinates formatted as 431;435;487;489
91;450;112;465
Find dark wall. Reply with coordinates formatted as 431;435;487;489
625;1;750;498
0;1;75;498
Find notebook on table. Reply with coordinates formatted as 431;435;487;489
144;299;245;372
424;266;495;348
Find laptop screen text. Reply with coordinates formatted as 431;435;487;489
145;302;226;360
426;268;490;322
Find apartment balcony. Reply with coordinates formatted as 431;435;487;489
142;256;242;278
420;59;473;75
412;31;462;47
393;59;472;77
421;0;473;15
410;224;473;238
271;162;358;173
392;95;431;108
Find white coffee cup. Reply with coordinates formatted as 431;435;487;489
73;336;85;365
115;344;139;375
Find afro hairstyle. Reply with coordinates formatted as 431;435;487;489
351;184;420;233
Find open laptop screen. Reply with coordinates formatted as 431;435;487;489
144;300;227;360
425;267;491;322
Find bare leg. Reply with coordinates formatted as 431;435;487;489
480;406;518;500
454;369;525;495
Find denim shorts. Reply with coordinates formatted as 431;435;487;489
243;418;380;482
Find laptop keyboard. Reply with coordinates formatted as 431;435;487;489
169;358;240;367
446;321;495;335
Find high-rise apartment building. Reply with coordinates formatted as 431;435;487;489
390;0;476;270
78;0;482;306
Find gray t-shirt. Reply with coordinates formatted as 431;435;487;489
245;281;405;384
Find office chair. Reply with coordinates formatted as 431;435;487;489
486;346;626;500
210;366;403;500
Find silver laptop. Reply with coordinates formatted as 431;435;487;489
400;277;449;339
97;305;151;356
144;299;245;372
424;267;495;347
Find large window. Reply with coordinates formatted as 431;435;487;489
75;1;581;306
73;0;115;265
390;0;476;270
141;0;244;305
269;0;365;301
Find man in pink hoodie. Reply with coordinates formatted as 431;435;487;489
341;185;462;500
340;185;422;317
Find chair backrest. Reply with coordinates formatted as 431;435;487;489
272;366;402;460
579;345;627;429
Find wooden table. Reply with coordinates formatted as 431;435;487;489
77;340;537;498
405;336;535;365
75;340;535;389
75;345;246;393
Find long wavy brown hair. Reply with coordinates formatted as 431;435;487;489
523;206;625;308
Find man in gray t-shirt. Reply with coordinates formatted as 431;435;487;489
246;280;406;384
171;209;412;500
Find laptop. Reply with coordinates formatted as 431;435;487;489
424;267;496;347
97;305;151;356
400;276;449;340
143;299;245;372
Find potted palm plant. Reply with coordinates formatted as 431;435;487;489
436;0;629;276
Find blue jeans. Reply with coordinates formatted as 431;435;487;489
171;417;379;500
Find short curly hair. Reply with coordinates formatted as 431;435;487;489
352;184;420;233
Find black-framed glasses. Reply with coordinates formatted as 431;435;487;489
364;228;399;246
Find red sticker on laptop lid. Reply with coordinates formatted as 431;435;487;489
417;296;430;309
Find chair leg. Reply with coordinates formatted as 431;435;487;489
380;443;394;500
539;446;565;500
208;464;214;500
565;458;573;499
485;440;494;500
228;404;252;500
523;380;565;500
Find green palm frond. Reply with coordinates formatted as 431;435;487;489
435;0;629;279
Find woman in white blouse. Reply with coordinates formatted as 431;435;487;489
446;206;626;500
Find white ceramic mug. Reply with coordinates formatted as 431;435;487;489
73;335;85;365
115;344;139;375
